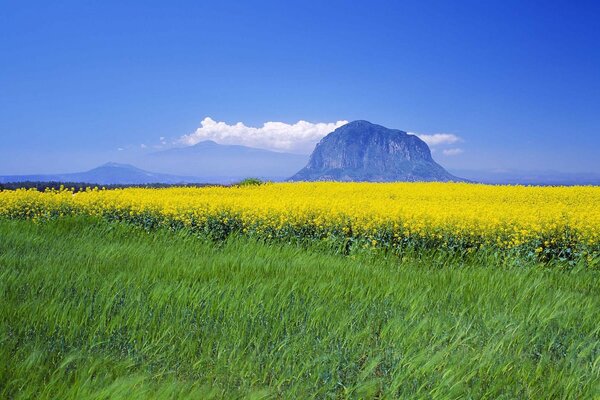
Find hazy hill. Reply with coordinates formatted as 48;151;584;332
142;140;308;181
0;163;204;185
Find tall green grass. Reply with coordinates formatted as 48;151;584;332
1;218;599;399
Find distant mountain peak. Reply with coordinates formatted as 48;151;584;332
0;163;204;185
100;162;139;169
289;120;463;182
342;120;382;128
190;140;219;147
143;140;309;181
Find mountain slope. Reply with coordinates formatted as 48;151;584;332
0;163;203;185
289;120;462;182
143;141;308;180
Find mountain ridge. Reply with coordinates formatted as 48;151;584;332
139;140;308;179
0;163;204;185
153;140;305;156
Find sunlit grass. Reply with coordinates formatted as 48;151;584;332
1;218;599;398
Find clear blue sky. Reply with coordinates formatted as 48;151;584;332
1;0;599;174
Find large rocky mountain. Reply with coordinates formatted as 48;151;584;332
289;120;463;182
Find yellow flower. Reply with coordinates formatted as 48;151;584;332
0;182;597;252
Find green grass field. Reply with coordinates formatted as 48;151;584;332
1;218;599;399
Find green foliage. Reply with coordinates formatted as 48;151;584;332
1;218;599;399
234;177;264;186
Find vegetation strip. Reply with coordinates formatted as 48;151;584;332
1;218;599;398
0;183;598;265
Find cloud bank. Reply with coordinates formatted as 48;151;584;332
177;118;463;156
442;148;464;156
411;132;464;156
412;133;461;147
179;117;348;154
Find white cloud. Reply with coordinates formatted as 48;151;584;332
177;118;464;155
179;117;348;154
411;133;461;147
442;148;464;156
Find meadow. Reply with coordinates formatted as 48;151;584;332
1;183;599;398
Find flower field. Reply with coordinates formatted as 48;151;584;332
2;187;600;398
1;182;599;262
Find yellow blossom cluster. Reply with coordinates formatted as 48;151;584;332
0;183;598;256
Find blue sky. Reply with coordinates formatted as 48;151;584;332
1;0;599;174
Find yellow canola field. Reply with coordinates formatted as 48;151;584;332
1;182;599;253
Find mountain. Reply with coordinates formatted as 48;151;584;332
141;140;308;181
0;163;204;185
0;142;310;185
289;120;463;182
